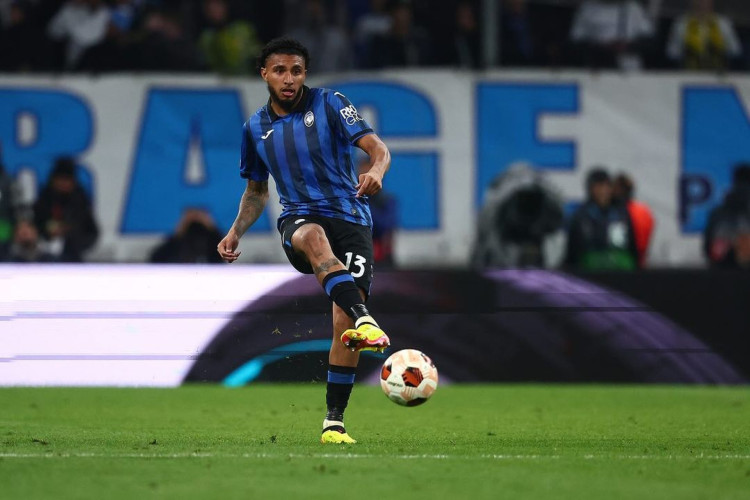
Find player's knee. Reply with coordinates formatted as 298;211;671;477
293;224;330;254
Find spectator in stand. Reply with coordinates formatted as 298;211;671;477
347;0;373;26
288;0;353;73
198;0;261;75
666;0;741;71
77;0;142;72
47;0;110;70
613;173;654;268
33;157;99;262
703;163;750;268
352;0;391;67
501;0;535;67
445;0;481;69
134;8;205;72
367;0;432;68
565;167;639;271
569;0;654;70
109;0;137;34
150;208;223;263
8;219;58;262
499;0;570;68
0;0;45;71
353;0;391;40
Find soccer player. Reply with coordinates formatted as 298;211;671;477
217;37;391;444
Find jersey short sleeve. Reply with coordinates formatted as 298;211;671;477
326;90;374;145
239;121;269;181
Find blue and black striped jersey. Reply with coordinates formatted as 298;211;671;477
240;86;374;228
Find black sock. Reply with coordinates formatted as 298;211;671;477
321;270;376;325
325;364;356;425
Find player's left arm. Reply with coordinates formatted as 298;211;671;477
355;133;391;197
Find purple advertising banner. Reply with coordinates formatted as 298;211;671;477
3;265;746;386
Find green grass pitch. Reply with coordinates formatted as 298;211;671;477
1;385;749;499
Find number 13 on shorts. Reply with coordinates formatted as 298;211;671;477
344;252;367;278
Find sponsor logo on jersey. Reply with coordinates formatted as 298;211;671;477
340;105;364;126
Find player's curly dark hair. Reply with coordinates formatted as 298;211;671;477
256;37;311;73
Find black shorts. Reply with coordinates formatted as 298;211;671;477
278;214;374;296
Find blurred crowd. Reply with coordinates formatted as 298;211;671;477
472;162;750;271
1;0;749;74
0;154;99;263
0;147;227;264
3;148;749;269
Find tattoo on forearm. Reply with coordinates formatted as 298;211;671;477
231;181;268;235
242;192;265;214
313;258;342;276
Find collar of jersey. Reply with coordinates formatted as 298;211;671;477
266;86;311;122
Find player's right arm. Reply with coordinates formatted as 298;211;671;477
219;119;270;263
217;179;269;263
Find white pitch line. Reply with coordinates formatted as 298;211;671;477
585;454;750;460
1;452;749;460
0;452;548;460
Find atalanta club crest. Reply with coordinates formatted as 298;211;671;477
304;111;314;127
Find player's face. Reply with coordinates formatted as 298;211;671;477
261;54;307;113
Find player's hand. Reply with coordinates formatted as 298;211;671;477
217;233;241;263
356;171;383;197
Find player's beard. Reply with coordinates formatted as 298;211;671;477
268;84;302;112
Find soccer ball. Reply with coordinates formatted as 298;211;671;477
380;349;438;406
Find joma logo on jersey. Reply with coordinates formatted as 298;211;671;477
340;105;363;126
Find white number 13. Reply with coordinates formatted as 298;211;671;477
344;252;367;278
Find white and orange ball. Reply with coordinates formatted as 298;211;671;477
380;349;438;406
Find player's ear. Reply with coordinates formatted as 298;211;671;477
260;67;267;81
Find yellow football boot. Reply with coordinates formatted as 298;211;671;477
341;323;390;352
320;420;357;444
